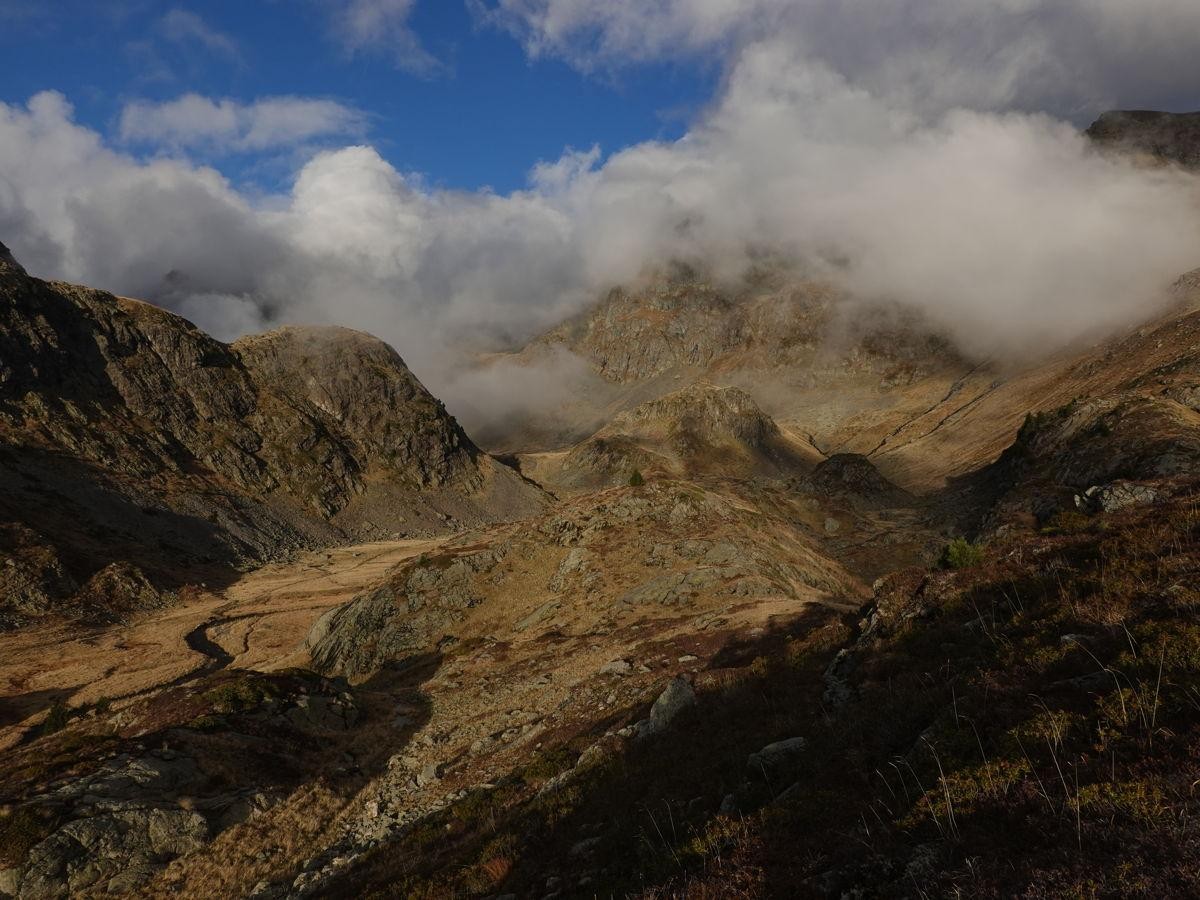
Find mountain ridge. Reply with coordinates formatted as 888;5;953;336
0;249;545;627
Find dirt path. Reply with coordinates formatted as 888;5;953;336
0;538;441;750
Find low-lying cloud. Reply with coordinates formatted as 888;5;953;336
2;2;1200;434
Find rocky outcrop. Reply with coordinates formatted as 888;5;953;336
13;752;211;898
0;671;362;897
556;383;810;487
974;394;1200;529
308;482;860;680
307;546;506;677
0;525;77;629
798;454;911;508
1087;110;1200;169
0;242;24;277
72;563;168;624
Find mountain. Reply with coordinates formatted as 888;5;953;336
528;383;820;491
3;200;1200;897
493;273;974;471
0;244;544;627
1086;109;1200;169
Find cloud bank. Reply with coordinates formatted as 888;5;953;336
479;0;1200;118
2;3;1200;427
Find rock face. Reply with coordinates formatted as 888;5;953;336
973;394;1200;530
489;271;974;477
233;327;481;503
0;248;543;626
799;454;911;508
1086;110;1200;169
556;383;812;487
1;669;362;898
533;275;949;386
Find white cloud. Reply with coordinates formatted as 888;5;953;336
327;0;443;75
478;0;1200;119
158;8;240;60
118;94;367;153
4;1;1200;435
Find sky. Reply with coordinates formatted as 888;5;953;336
2;1;1200;428
0;1;713;194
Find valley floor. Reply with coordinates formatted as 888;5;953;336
0;539;441;753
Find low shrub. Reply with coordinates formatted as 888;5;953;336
941;537;983;570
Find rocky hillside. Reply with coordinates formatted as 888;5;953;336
3;230;1200;898
538;383;818;491
530;274;954;386
315;482;1200;899
0;244;544;627
501;274;970;460
1087;110;1200;169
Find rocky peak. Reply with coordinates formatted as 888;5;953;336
0;241;25;276
606;383;782;450
554;383;813;488
1086;110;1200;169
233;325;479;492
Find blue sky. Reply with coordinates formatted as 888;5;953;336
0;1;716;193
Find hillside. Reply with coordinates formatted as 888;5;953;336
0;244;544;628
3;248;1200;897
528;383;820;492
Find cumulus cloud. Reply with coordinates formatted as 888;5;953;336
478;0;1200;119
3;2;1200;436
326;0;443;75
118;94;367;154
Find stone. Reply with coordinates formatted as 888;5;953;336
747;737;807;777
515;601;561;633
574;743;610;771
1079;481;1160;514
600;659;632;676
0;868;20;896
285;695;359;731
635;676;696;738
416;763;443;787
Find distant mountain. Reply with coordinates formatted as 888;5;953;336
1086;109;1200;169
